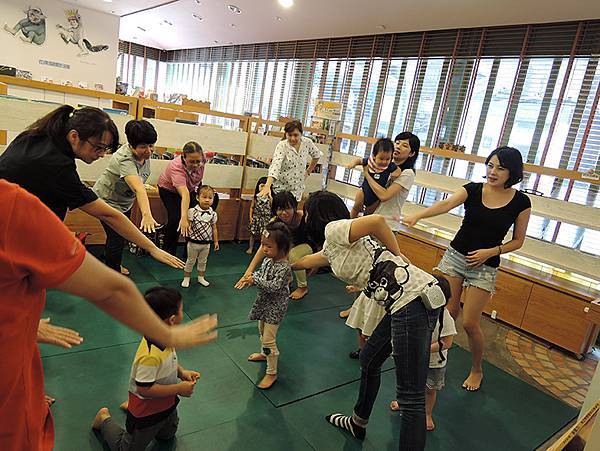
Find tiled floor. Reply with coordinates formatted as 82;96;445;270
453;314;599;409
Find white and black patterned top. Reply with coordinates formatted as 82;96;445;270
248;258;292;325
268;137;322;201
321;219;435;315
187;206;218;244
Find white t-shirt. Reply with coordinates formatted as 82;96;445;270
374;169;415;231
268;137;322;201
429;308;457;368
321;219;435;315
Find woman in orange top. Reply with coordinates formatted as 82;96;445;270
0;180;218;451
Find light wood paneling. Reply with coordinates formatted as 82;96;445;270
247;134;280;161
64;210;106;245
521;284;597;355
203;164;244;189
396;234;439;273
483;271;533;327
236;199;252;241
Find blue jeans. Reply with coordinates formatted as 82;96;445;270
353;299;438;451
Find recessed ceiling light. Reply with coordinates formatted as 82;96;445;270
213;40;219;44
162;19;173;26
276;16;283;21
193;14;203;21
195;0;202;4
230;23;236;28
228;41;233;45
376;24;386;30
133;36;138;40
137;26;146;32
279;0;293;7
228;4;242;14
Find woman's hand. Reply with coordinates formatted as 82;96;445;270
257;186;272;200
167;314;218;349
140;215;159;234
149;246;185;269
465;248;497;268
402;214;419;228
37;318;83;349
178;217;190;237
235;273;254;289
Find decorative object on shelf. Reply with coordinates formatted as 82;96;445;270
439;142;466;152
581;169;599;181
16;70;32;80
3;6;46;45
522;188;544;197
0;66;17;77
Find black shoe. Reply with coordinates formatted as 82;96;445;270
349;349;361;359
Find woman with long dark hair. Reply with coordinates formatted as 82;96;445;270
403;146;531;391
293;191;446;450
0;105;182;269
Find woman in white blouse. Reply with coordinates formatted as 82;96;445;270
258;120;321;201
293;191;447;450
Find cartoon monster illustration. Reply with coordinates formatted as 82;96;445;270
3;6;47;45
56;9;109;57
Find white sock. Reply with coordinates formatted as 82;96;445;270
181;277;190;288
198;276;209;287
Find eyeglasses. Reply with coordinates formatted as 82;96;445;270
85;139;112;153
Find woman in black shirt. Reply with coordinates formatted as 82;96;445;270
404;146;531;391
0;105;183;270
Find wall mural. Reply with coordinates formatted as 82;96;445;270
57;9;109;57
3;6;47;45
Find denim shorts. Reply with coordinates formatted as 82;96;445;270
426;366;446;390
434;247;497;294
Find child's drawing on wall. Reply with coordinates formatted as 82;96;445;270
57;9;109;57
3;6;47;45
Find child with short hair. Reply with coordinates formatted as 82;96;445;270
390;306;457;431
246;176;272;255
239;221;292;390
346;138;401;218
92;287;201;449
182;185;219;288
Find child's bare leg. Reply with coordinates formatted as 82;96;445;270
119;401;129;411
426;388;436;431
350;190;365;218
91;407;111;429
359;333;367;350
246;236;255;254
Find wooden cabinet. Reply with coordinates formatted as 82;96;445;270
65;209;106;244
483;271;532;327
521;284;597;355
396;234;439;273
236;199;251;241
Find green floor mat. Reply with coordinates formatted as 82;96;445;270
44;341;274;451
217;307;394;407
280;346;578;451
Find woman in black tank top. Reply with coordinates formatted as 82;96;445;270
403;147;531;391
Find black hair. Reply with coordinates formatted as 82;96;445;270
485;146;524;188
263;221;292;257
284;120;303;135
144;286;182;321
432;274;451;364
17;104;119;152
271;191;298;217
303;191;350;246
197;184;219;209
182;141;205;160
254;176;269;200
372;137;394;157
394;132;420;172
125;120;157;148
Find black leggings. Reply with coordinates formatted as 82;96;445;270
100;209;132;272
159;187;197;256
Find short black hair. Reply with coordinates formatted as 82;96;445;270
394;131;420;171
125;120;157;148
271;191;298;217
263;221;292;256
304;190;350;246
372;137;394;156
144;286;182;320
485;146;524;188
284;120;303;135
197;185;219;209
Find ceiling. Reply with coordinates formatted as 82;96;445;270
74;0;600;51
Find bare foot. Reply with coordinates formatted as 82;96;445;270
248;353;266;362
290;287;308;300
339;308;350;319
120;266;130;276
92;407;111;430
119;401;128;411
245;248;253;255
389;400;400;411
44;394;55;406
257;374;277;389
462;371;483;391
426;415;435;431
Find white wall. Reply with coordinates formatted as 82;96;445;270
0;0;119;92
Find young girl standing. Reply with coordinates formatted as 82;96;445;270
246;177;272;255
237;222;292;390
403;146;531;391
181;185;219;288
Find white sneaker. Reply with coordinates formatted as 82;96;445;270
198;277;210;287
181;278;190;288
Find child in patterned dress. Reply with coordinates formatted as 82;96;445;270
239;221;292;390
246;177;272;255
